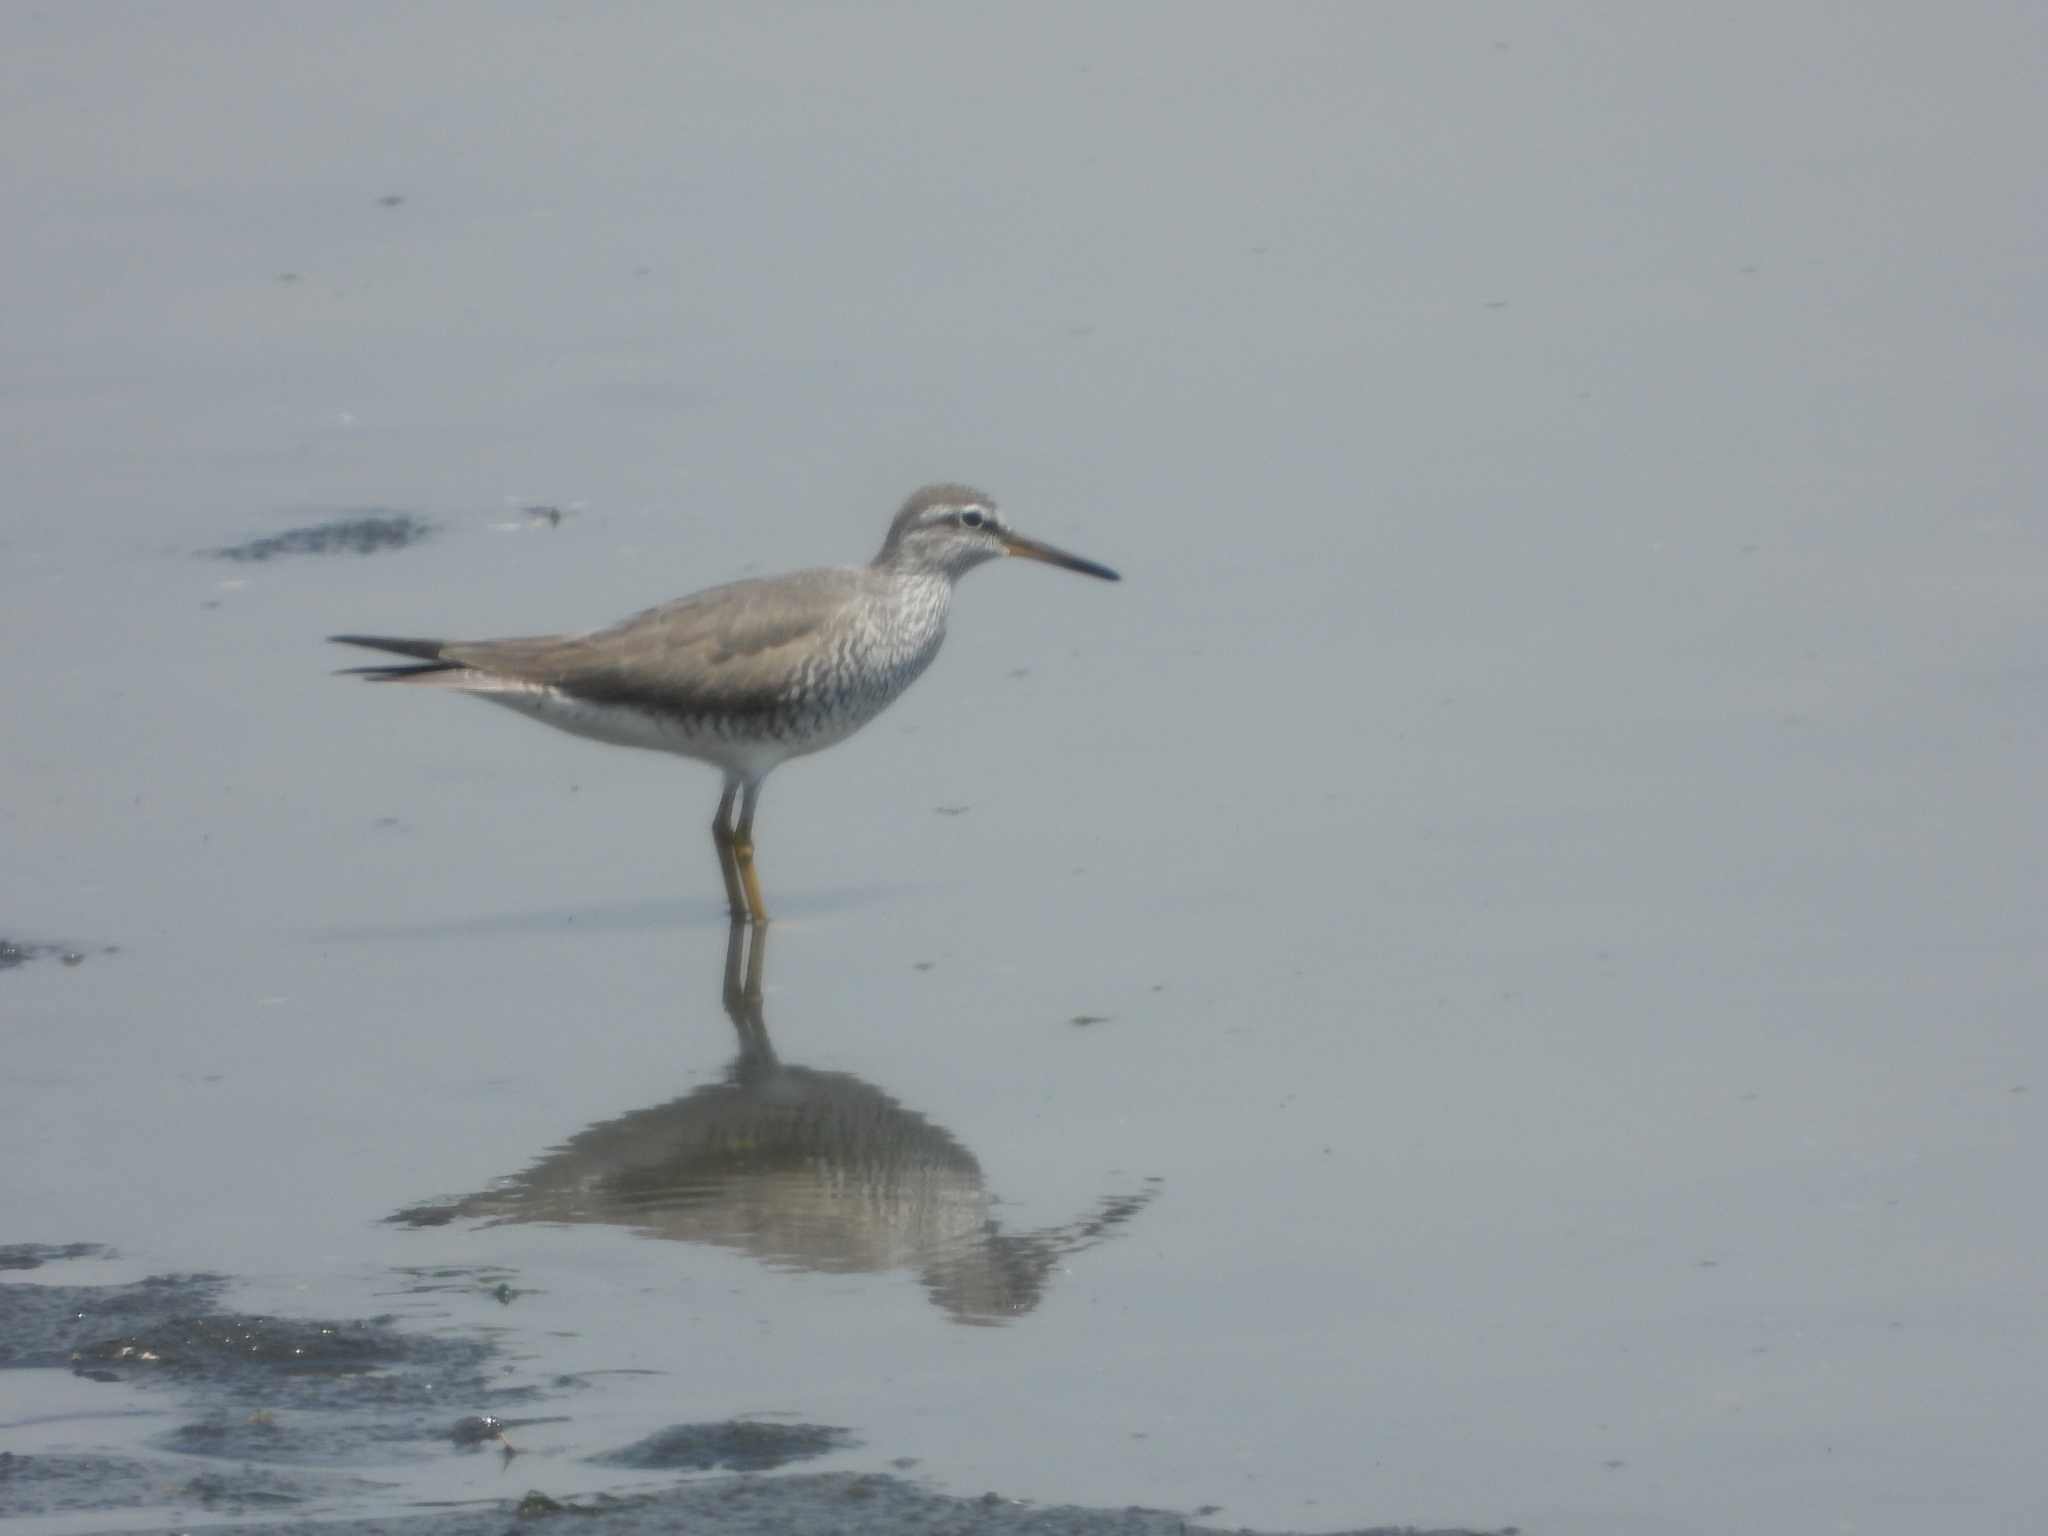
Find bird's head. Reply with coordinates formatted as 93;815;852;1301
875;484;1120;583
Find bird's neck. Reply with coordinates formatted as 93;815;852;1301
877;568;954;644
873;559;954;595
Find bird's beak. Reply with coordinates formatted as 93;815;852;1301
999;529;1121;582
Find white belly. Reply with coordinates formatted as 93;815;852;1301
468;684;856;783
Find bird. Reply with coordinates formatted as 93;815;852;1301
331;483;1119;923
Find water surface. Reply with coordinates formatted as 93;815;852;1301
5;5;2046;1533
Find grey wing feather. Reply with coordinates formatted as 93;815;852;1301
440;569;870;717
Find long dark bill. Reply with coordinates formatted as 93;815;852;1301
999;531;1121;582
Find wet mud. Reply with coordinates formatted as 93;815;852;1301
0;1262;506;1523
194;1476;1517;1536
0;1268;227;1370
0;938;110;972
0;1254;1504;1535
590;1419;856;1472
204;512;435;562
0;1243;110;1271
0;1449;346;1524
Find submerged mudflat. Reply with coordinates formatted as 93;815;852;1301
0;1250;1493;1536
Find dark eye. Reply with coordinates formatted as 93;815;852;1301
959;509;987;530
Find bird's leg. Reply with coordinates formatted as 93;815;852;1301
733;780;769;925
711;782;747;920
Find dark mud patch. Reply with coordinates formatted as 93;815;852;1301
0;1449;378;1523
167;1467;312;1513
163;1411;304;1459
0;1271;227;1369
2;1265;515;1469
92;1472;1517;1535
0;1452;178;1520
77;1313;405;1373
590;1419;855;1472
0;1241;111;1271
0;937;112;972
448;1412;506;1447
69;1305;516;1459
204;512;434;562
0;1265;1511;1536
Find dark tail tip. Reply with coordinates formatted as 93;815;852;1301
329;633;449;663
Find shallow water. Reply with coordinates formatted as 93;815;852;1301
5;6;2047;1534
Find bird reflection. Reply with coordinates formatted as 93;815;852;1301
391;920;1158;1325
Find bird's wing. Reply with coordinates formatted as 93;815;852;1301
440;569;870;718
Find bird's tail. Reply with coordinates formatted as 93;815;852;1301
329;633;461;681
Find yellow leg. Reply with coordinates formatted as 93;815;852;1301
710;783;747;920
733;780;769;925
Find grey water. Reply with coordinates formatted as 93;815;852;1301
5;5;2046;1534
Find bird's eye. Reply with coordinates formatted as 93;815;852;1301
959;509;987;530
